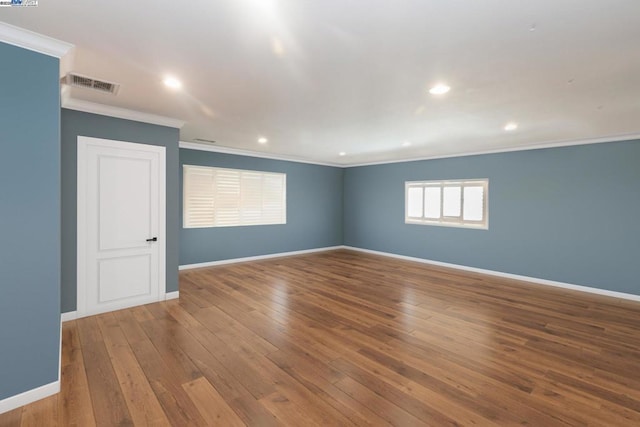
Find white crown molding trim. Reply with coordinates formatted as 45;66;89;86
165;291;180;301
0;381;60;415
179;141;340;167
179;246;343;270
63;98;185;129
182;132;640;169
344;246;640;303
0;23;73;58
60;84;72;105
345;132;640;168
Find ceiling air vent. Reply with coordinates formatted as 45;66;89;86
194;138;217;144
63;73;120;95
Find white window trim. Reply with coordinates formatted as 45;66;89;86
405;179;489;230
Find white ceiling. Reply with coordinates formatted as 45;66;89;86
3;1;640;165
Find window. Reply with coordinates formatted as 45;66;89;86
183;165;286;228
405;179;488;229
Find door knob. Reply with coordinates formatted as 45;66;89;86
146;237;158;242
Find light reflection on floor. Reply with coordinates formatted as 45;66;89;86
268;280;291;327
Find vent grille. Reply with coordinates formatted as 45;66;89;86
194;138;217;144
64;73;120;95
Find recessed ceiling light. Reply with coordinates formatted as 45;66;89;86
429;84;450;95
504;122;518;131
163;76;182;89
339;152;346;156
402;141;412;147
258;137;268;144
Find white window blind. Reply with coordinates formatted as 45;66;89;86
183;165;286;228
405;179;488;229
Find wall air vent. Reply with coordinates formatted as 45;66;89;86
193;138;217;144
63;73;120;95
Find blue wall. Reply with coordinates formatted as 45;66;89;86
180;149;344;265
61;109;180;313
0;43;61;400
344;140;640;296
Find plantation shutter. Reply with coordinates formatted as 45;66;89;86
183;165;286;228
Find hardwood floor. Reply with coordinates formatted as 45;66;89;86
2;249;640;426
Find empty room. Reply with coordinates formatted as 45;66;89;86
1;1;640;426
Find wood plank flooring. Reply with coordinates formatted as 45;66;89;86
2;249;640;426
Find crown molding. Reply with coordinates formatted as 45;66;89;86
0;22;73;58
183;132;640;169
345;132;640;168
179;141;341;167
63;98;185;129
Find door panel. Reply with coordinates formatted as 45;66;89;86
98;255;152;303
78;136;166;317
98;156;152;251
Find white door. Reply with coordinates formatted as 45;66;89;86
77;136;166;317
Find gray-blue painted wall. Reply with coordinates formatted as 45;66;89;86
0;43;61;400
344;140;640;296
180;149;344;265
61;109;180;313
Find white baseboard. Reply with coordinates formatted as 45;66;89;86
61;311;77;322
0;381;60;415
61;290;180;322
165;291;180;301
344;246;640;303
179;246;344;270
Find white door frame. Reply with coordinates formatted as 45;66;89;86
77;135;166;318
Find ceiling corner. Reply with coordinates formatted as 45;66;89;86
0;22;73;58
